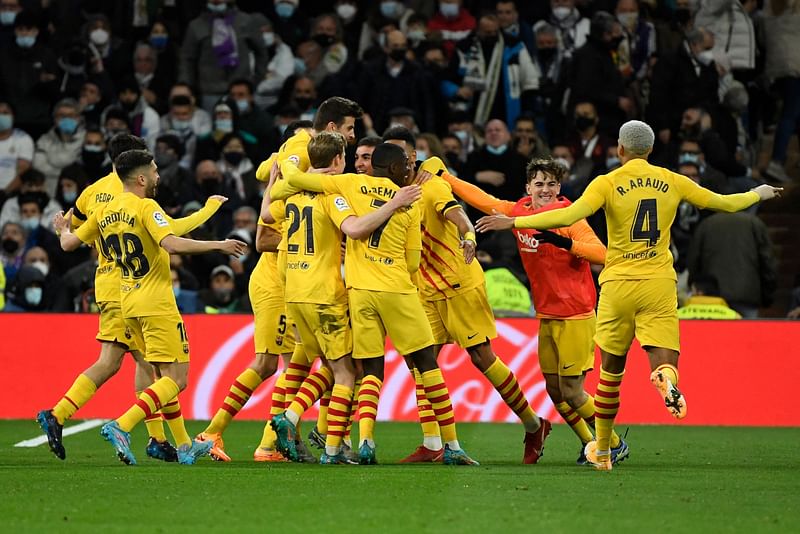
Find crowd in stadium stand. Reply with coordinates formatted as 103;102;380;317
0;0;797;316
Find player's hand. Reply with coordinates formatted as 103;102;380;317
415;170;434;185
219;239;249;257
460;237;476;264
476;211;515;233
207;195;228;205
752;184;783;201
535;229;572;250
390;185;421;208
53;209;73;234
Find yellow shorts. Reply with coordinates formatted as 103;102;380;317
348;289;434;359
249;277;296;355
96;301;137;350
288;301;352;361
126;313;190;364
423;285;497;348
595;278;680;355
538;316;595;377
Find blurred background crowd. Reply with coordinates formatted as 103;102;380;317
0;0;797;318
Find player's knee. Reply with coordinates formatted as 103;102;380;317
251;353;278;378
560;379;587;408
467;343;494;372
410;346;438;373
545;382;563;403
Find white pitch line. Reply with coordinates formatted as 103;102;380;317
15;418;109;448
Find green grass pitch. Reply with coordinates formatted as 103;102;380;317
2;420;798;533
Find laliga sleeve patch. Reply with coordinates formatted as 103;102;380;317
334;196;351;212
287;155;301;166
153;211;169;227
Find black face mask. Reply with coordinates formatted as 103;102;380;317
608;36;624;49
294;96;314;110
312;33;336;48
82;149;106;168
388;48;407;61
120;99;137;111
223;151;244;166
201;178;220;194
2;238;19;254
675;8;691;24
444;151;461;163
538;47;557;64
575;116;596;132
480;36;498;49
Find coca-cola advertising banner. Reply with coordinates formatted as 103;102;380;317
2;314;798;426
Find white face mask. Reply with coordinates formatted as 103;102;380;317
617;12;638;29
696;49;714;66
263;32;275;47
31;260;49;276
554;156;572;170
90;28;110;46
25;286;43;306
336;4;357;20
552;6;572;20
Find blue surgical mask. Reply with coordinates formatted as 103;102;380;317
207;2;227;13
58;117;79;135
172;118;191;131
606;156;620;169
83;143;104;153
380;1;403;19
439;2;459;18
0;11;17;25
294;57;307;74
415;149;428;161
25;286;43;306
235;99;249;113
21;216;40;231
678;152;700;165
216;118;233;133
275;2;296;19
16;34;36;48
486;144;508;156
263;32;275;47
150;34;168;49
0;113;12;131
63;190;78;203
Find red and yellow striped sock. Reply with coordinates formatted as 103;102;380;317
317;387;332;435
595;369;624;457
324;384;353;455
343;378;360;446
358;375;382;446
259;373;286;448
656;364;679;386
286;366;333;424
205;368;263;434
283;346;311;408
575;395;620;447
137;390;167;442
52;374;97;424
483;358;539;433
413;368;441;449
555;401;594;444
116;377;180;432
161;397;191;448
421;369;458;446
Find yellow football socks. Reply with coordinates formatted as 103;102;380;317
324;384;353;455
205;368;263;434
137;389;167;442
343;378;360;446
575;396;620;448
317;388;331;435
358;375;382;447
413;367;441;448
556;401;594;444
116;377;180;433
161;397;191;448
286;367;333;425
421;369;458;447
484;358;539;433
595;369;624;457
52;374;96;424
283;346;311;408
259;373;286;448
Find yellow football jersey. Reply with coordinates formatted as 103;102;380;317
285;168;421;294
415;177;484;300
283;191;354;304
75;192;177;318
255;129;312;182
513;158;760;283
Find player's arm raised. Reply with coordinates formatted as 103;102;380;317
677;174;782;211
167;195;226;236
563;219;607;265
339;185;421;239
444;207;477;264
160;234;248;256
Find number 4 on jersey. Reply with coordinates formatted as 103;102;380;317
630;198;660;246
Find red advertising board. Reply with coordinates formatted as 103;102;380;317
1;314;798;426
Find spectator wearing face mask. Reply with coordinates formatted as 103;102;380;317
200;264;250;313
615;0;656;84
161;94;212;169
512;113;550;161
179;0;268;112
310;13;349;77
14;193;61;266
253;14;296;111
0;100;33;200
77;81;107;128
333;1;364;58
0;0;22;48
216;133;257;202
78;128;111;182
440;132;465;176
227;79;278;163
171;264;201;313
0;169;60;233
83;14;133;83
1;221;26;282
54;163;88;213
3;264;49;311
534;0;590;61
179;159;241;238
566;101;615;183
427;0;475;57
146;20;179;110
357;1;417;61
496;0;535;57
133;40;172;116
531;23;568;141
110;77;161;150
152;134;190;215
33;99;86;195
648;28;720;148
0;11;60;139
22;244;58;299
271;0;305;51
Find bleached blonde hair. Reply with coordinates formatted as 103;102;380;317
618;120;654;156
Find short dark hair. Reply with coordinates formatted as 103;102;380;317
358;136;383;148
590;11;617;39
515;112;536;127
312;97;363;131
382;125;416;147
18;192;44;211
108;134;147;161
371;142;407;184
229;78;254;95
526;158;567;184
114;150;154;183
691;273;721;296
283;119;314;143
20;168;46;185
170;95;193;108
